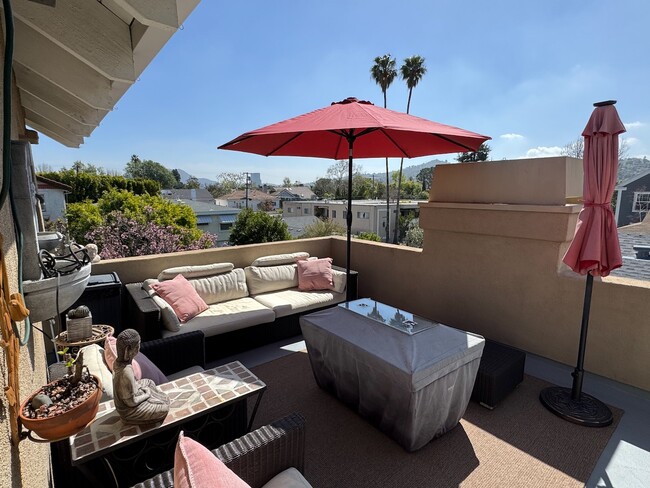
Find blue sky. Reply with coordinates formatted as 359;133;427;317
32;0;649;184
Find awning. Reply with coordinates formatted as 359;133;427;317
196;216;212;225
219;215;238;224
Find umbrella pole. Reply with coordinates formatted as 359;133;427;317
571;272;594;399
539;272;613;427
345;138;353;302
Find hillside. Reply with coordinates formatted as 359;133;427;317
618;157;650;183
176;168;217;187
364;158;449;180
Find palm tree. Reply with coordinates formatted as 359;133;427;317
394;55;427;244
370;54;397;243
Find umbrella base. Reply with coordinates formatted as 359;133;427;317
540;386;613;427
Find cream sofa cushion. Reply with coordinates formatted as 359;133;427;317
245;265;298;295
331;268;347;294
251;252;309;267
252;288;346;318
262;468;313;488
161;297;275;338
78;344;114;402
191;268;249;305
157;262;234;281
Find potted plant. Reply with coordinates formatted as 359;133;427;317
19;352;102;441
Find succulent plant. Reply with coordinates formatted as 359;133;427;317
71;305;91;318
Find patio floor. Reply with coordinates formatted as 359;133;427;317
212;336;650;488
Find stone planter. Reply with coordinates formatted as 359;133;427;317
66;312;93;342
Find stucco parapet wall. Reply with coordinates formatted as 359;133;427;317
419;202;581;242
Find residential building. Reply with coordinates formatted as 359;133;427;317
35;175;71;223
160;188;214;203
222;189;278;210
615;168;650;227
283;199;423;237
175;200;240;245
272;186;317;207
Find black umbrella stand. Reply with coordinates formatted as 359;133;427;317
539;272;614;427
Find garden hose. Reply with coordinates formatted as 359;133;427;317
1;0;32;345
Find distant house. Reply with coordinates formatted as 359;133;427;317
282;199;423;237
174;199;240;245
160;188;214;203
271;186;317;208
222;189;278;210
36;175;71;223
615;169;650;227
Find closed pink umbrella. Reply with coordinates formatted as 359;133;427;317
540;100;626;427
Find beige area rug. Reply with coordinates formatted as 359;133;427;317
251;351;622;488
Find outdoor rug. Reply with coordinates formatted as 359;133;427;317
251;351;622;488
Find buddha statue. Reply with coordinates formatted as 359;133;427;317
112;329;170;425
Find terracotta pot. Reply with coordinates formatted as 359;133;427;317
19;374;102;441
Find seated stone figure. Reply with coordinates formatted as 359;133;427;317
112;329;170;425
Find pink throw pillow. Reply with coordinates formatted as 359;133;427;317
296;257;334;291
151;274;209;323
174;431;251;488
104;335;142;380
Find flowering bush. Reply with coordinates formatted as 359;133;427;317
86;211;217;259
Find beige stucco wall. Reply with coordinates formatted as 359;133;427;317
1;35;51;487
94;161;650;393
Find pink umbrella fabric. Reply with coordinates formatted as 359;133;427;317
562;103;626;277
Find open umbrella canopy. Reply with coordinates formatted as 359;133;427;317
219;97;490;301
218;97;490;159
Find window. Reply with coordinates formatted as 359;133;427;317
220;223;233;231
287;207;294;214
633;192;650;213
356;212;369;219
304;207;309;214
332;210;337;218
343;211;347;219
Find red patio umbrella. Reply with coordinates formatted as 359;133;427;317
219;97;490;300
540;100;625;427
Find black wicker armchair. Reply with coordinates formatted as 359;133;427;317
132;412;306;488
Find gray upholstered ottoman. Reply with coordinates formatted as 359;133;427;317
471;340;526;409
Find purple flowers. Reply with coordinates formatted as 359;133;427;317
86;211;218;259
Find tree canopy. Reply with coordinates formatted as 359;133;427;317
38;169;159;203
456;143;492;163
66;189;207;251
124;155;177;188
229;208;291;245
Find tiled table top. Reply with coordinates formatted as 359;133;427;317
69;361;265;465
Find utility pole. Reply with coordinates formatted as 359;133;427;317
244;172;251;209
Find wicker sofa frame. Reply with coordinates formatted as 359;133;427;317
132;413;306;488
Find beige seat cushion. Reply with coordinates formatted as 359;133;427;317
161;297;275;338
252;288;346;318
262;467;312;488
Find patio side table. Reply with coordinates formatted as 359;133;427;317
66;361;266;487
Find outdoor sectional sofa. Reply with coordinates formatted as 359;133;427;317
124;252;357;361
